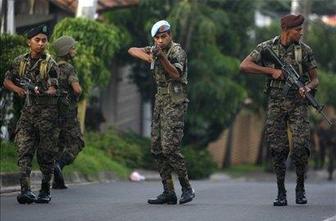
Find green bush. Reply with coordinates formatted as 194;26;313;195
85;129;144;169
120;131;155;170
0;141;39;172
182;147;218;179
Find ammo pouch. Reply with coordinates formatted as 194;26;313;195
168;81;187;104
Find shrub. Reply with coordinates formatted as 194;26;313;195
182;147;218;179
85;129;144;169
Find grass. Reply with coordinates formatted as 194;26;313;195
0;141;129;179
222;164;264;178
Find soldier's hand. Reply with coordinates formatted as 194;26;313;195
34;87;40;95
271;69;284;80
45;86;57;96
299;85;311;98
147;54;154;63
15;87;26;97
152;46;163;58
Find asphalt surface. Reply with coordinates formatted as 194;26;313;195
1;178;335;221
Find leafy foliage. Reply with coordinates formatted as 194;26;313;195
182;147;218;179
306;20;336;73
316;70;336;108
0;34;27;83
0;34;27;139
51;17;128;98
103;0;255;146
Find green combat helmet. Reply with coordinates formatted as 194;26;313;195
53;36;76;57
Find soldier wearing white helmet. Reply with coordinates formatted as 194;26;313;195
128;20;195;205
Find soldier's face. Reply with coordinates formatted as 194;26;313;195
153;32;172;49
69;46;76;58
28;34;48;53
288;26;303;43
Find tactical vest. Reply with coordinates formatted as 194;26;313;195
153;42;188;103
265;37;307;92
19;53;52;79
271;36;303;75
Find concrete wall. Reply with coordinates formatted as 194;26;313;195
208;109;265;167
101;64;142;134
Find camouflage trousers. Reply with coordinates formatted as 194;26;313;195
14;105;60;189
57;113;84;166
265;89;310;182
151;94;190;189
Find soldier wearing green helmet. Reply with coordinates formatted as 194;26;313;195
52;36;85;189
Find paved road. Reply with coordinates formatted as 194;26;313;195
1;179;335;221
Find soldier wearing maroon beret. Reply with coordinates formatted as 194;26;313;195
240;14;319;206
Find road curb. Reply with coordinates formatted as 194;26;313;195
0;169;161;194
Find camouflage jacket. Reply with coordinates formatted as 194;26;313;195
57;60;80;112
5;52;59;94
249;36;317;90
145;41;188;103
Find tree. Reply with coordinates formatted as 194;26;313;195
51;17;128;98
0;34;27;139
103;0;256;147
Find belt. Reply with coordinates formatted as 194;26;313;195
32;96;58;105
269;80;285;88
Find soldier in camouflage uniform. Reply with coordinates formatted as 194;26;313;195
240;14;319;206
128;20;195;205
52;36;84;189
3;25;60;204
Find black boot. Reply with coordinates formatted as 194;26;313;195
296;190;307;204
296;176;307;204
273;180;287;206
52;162;67;189
148;179;177;205
179;188;195;204
147;191;178;205
17;177;36;204
35;182;51;204
178;176;195;204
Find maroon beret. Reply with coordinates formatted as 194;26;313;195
281;14;304;29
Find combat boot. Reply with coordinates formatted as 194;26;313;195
179;188;195;204
273;180;287;206
148;179;177;205
35;182;51;204
296;176;307;204
147;191;178;204
17;177;36;204
52;162;67;189
17;191;37;204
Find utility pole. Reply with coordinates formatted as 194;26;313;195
76;0;97;133
291;0;312;37
76;0;97;19
7;0;15;34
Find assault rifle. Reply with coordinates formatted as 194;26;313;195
17;77;39;106
263;47;332;125
150;46;160;70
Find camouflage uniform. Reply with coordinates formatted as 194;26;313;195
146;41;192;192
57;61;84;167
249;36;317;185
4;53;60;192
